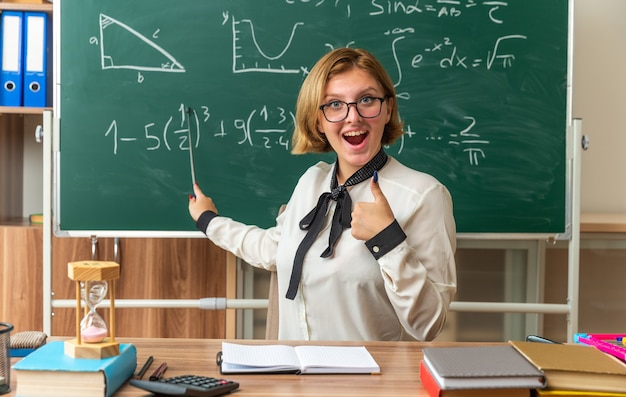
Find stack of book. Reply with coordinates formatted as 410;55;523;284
420;341;626;397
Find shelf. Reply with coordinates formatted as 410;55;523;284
0;106;51;115
0;217;42;227
0;2;52;12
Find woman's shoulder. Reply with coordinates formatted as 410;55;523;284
297;160;334;182
385;156;444;187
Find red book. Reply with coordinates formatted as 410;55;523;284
419;360;531;397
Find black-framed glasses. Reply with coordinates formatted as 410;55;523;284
319;96;387;123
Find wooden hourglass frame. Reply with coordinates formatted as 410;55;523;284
64;261;120;359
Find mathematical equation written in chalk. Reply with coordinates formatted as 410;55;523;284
104;103;490;167
87;0;547;169
93;0;526;82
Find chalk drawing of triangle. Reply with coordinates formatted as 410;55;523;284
99;13;185;73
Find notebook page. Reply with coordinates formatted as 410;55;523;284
221;342;300;368
294;346;380;373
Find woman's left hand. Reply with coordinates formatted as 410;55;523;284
351;177;395;241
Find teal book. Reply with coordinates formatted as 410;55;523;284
12;341;137;397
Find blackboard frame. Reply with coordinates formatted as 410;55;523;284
53;0;574;238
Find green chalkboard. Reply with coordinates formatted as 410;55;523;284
56;0;570;235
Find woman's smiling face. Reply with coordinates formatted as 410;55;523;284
317;68;392;183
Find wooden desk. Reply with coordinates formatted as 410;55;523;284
8;338;467;396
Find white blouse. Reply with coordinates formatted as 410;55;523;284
203;157;457;341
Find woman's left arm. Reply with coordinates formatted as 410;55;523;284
369;183;457;341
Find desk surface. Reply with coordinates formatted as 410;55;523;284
8;338;471;396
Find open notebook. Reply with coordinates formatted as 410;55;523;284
219;342;380;374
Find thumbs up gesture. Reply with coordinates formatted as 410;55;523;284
351;173;395;241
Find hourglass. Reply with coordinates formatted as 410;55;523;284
81;280;108;343
64;261;120;359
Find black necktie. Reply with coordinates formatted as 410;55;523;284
286;149;388;300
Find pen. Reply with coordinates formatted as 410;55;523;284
149;361;168;381
526;335;560;344
135;355;153;379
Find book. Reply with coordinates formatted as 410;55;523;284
420;361;532;397
510;340;626;393
13;341;137;397
421;345;546;390
533;390;626;397
219;342;380;374
28;213;43;224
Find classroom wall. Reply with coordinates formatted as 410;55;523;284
574;0;626;212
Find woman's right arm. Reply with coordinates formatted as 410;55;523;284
188;183;283;271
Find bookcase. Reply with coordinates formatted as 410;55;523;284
0;1;52;333
0;2;52;223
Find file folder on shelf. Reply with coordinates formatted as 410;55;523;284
23;12;48;108
0;11;24;106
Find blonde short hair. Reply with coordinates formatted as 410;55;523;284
291;48;404;154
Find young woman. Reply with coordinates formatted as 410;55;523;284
189;48;456;341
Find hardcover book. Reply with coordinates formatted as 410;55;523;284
510;341;626;393
13;340;137;397
533;390;626;397
420;360;532;397
421;345;545;390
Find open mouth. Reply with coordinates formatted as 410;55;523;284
343;130;368;146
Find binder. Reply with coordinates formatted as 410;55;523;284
23;12;48;107
0;11;24;106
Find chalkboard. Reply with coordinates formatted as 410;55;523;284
56;0;570;236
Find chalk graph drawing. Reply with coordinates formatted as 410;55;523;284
231;15;303;74
99;14;185;73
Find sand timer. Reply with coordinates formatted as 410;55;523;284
64;261;120;359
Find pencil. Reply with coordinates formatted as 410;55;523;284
135;355;153;379
150;361;168;381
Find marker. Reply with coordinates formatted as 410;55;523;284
135;355;153;379
526;335;560;344
149;362;168;381
373;170;378;183
575;334;626;361
586;333;626;340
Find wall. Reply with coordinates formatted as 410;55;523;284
22;115;43;218
575;0;626;211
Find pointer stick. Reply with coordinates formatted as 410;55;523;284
186;107;197;186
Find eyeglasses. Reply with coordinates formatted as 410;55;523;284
319;96;387;123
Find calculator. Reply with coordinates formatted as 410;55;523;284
129;374;239;397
